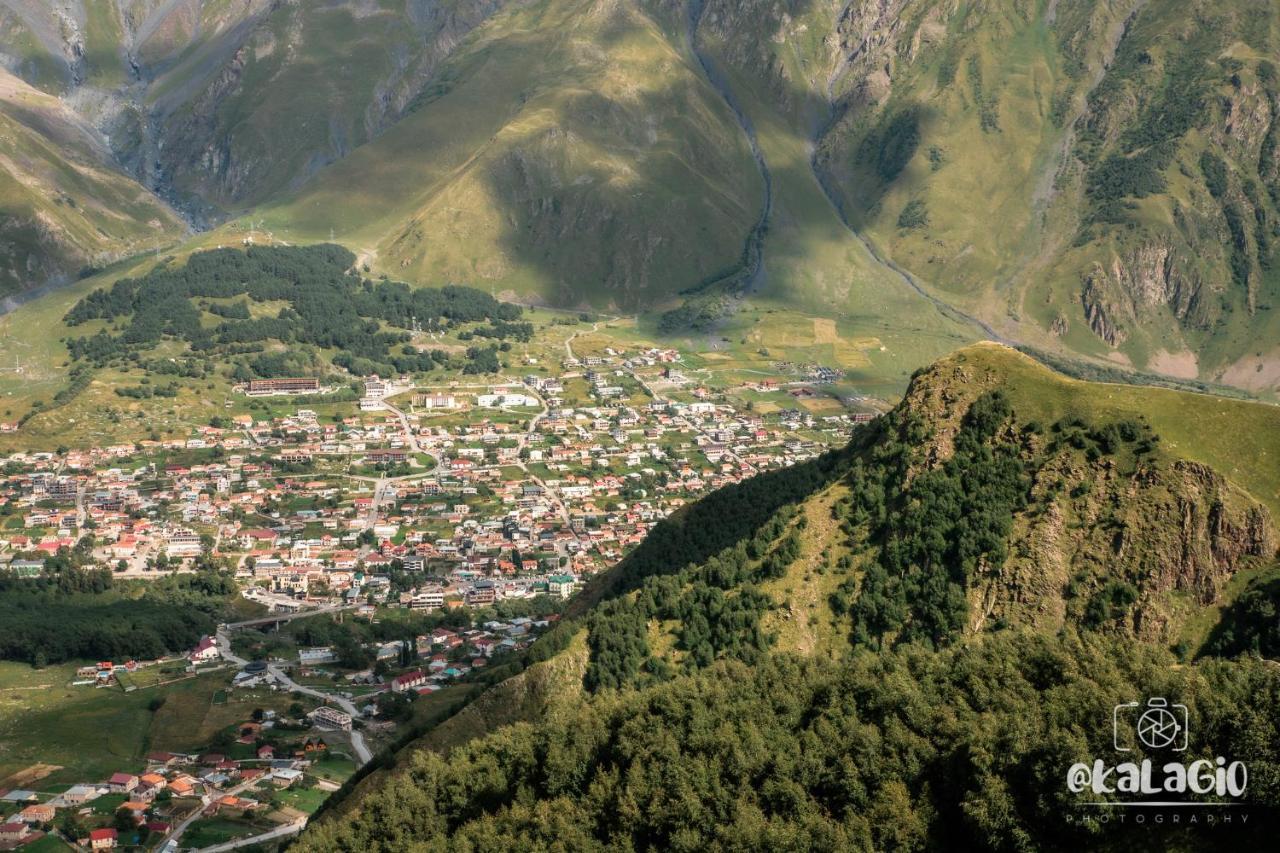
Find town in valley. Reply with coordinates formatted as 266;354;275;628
0;319;874;851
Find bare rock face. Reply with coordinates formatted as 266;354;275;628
1079;239;1211;346
900;348;1276;646
829;0;910;108
977;433;1274;644
1223;76;1273;156
1080;273;1127;346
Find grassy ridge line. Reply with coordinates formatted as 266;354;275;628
953;343;1280;520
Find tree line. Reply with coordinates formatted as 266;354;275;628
0;556;238;665
63;244;524;379
296;631;1280;852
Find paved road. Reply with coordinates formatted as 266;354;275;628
367;397;442;529
224;603;356;631
262;663;373;765
193;818;307;852
215;621;374;766
75;481;87;529
380;398;432;459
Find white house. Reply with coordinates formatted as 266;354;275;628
188;635;220;663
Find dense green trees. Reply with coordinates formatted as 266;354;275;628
63;245;521;377
583;390;1155;686
860;108;921;184
0;570;237;664
581;453;847;692
831;391;1029;649
602;446;848;598
1205;574;1280;658
298;632;1280;852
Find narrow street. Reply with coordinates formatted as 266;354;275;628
164;773;271;852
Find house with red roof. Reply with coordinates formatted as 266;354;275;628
391;670;426;693
188;635;219;663
89;827;117;849
107;772;138;793
238;528;279;550
0;823;31;845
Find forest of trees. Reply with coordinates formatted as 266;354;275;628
584;502;808;691
836;390;1030;648
0;559;238;665
298;631;1280;852
576;440;852;691
1205;573;1280;658
62;245;524;379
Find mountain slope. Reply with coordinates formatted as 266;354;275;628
812;0;1280;388
299;636;1280;852
0;0;515;215
251;0;765;309
0;0;767;309
0;67;183;301
4;0;1280;392
297;343;1280;851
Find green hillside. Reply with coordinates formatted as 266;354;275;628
4;0;1280;387
297;343;1280;850
0;69;184;299
249;0;765;310
814;0;1280;389
0;0;517;214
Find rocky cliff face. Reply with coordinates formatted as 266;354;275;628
991;450;1272;643
1077;238;1213;347
805;0;1280;383
896;346;1276;646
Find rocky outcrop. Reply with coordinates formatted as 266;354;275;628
1080;273;1126;345
899;346;1275;646
974;423;1274;643
1223;75;1273;155
1079;239;1211;346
